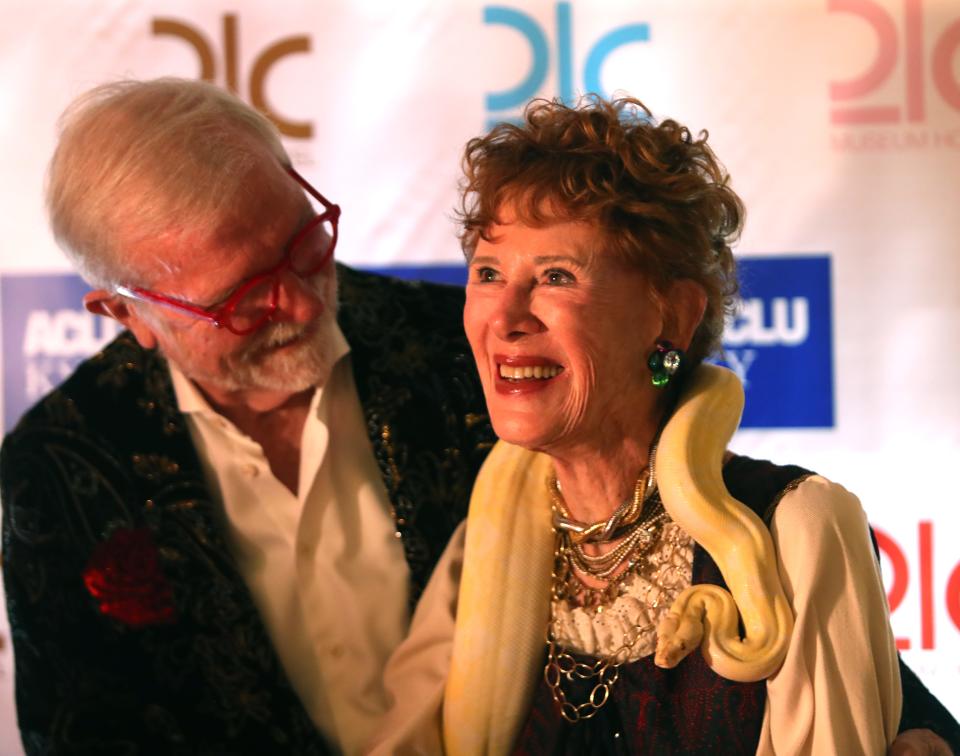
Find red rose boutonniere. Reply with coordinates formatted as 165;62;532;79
82;527;176;628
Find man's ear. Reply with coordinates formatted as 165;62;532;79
660;279;708;350
82;289;127;320
83;290;159;350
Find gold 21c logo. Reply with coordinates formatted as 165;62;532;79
152;14;312;139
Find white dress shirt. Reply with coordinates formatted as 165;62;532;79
169;323;410;755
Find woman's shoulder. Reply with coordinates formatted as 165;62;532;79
771;472;869;541
724;453;868;539
722;454;815;522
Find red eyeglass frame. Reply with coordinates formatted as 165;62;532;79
115;167;340;336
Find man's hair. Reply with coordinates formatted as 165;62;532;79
457;95;742;366
47;77;290;288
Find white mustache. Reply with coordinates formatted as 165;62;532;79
240;322;311;363
261;322;308;347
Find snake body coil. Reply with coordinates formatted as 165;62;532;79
653;364;793;682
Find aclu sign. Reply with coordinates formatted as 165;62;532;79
718;255;834;429
1;274;121;431
1;260;833;433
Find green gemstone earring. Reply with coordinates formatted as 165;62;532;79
648;341;683;387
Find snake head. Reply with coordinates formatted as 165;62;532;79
654;609;704;669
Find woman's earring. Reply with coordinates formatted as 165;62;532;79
648;340;683;387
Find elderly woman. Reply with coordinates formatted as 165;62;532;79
369;97;953;755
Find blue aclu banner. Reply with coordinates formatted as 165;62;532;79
717;255;834;428
1;274;122;431
1;260;831;433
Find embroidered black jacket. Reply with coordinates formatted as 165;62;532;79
1;265;494;755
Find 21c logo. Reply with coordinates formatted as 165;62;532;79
484;2;650;126
152;14;312;138
829;0;960;124
876;521;960;651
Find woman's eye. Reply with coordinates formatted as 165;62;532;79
544;269;575;285
474;267;500;283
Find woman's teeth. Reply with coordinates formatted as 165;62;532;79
498;364;562;380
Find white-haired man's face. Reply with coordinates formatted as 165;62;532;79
85;149;340;407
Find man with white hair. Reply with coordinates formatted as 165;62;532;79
1;78;491;755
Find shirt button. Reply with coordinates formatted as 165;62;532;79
242;463;260;478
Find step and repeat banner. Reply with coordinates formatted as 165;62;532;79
1;0;958;748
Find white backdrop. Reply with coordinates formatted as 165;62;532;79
1;0;958;751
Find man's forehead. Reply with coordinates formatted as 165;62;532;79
209;178;310;251
132;185;306;295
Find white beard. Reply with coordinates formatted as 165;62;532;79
228;315;338;392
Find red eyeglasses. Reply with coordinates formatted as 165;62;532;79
115;167;340;336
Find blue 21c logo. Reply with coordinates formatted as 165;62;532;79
484;2;650;125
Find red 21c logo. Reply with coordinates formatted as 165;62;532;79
829;0;960;124
152;14;312;138
875;522;960;651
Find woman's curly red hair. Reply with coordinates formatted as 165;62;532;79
457;95;742;365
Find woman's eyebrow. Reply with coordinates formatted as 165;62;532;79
469;255;499;266
533;254;582;265
468;253;585;267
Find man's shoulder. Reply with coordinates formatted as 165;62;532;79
1;330;199;542
4;330;171;445
336;263;466;333
334;263;477;390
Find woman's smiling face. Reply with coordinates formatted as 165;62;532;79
464;206;667;456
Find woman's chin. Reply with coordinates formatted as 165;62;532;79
489;414;559;453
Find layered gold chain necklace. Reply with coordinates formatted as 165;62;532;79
545;448;669;722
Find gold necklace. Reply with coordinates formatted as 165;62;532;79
548;464;666;606
544;460;669;721
551;471;650;545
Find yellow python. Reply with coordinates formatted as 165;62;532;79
654;363;793;682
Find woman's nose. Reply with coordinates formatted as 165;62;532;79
490;283;544;340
